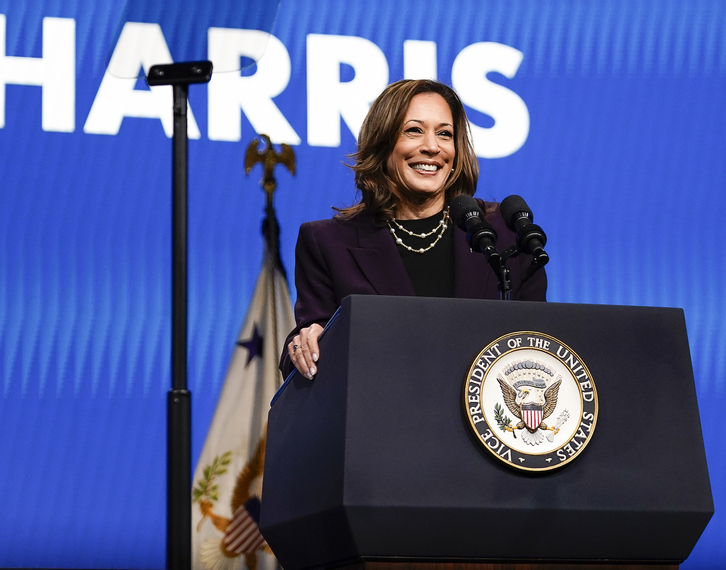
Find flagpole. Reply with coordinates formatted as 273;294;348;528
147;61;212;570
244;134;295;273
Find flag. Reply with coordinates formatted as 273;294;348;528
191;223;295;570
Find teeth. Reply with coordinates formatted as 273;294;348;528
411;163;439;172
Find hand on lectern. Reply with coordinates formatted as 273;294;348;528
288;323;323;380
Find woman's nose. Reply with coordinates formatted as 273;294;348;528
420;131;439;153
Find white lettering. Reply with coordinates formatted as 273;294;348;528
481;429;496;444
476;345;501;371
403;40;437;80
0;15;75;132
498;445;512;462
6;22;535;152
528;337;551;350
306;34;389;146
84;22;200;138
208;29;299;144
451;42;529;158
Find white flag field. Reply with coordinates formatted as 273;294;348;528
192;253;295;570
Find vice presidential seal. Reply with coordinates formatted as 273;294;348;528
463;331;598;472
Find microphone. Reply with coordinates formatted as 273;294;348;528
450;195;500;264
499;195;549;265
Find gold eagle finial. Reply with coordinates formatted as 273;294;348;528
244;134;295;210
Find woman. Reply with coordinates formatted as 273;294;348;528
281;79;546;379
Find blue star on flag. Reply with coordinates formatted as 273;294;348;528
237;325;263;366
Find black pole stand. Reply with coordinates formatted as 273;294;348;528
147;61;213;570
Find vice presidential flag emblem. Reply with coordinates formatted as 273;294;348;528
463;331;598;472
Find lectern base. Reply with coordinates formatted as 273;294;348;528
335;561;678;570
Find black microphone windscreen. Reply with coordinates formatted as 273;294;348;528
450;194;483;230
500;194;532;230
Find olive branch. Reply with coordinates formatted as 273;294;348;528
192;451;232;504
494;403;515;436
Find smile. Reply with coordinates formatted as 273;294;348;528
409;163;441;172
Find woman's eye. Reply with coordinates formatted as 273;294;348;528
438;130;453;138
405;127;423;134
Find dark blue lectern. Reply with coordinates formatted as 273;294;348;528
260;296;713;570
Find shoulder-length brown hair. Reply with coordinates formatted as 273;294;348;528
335;79;479;224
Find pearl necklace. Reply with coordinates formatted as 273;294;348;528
387;208;450;254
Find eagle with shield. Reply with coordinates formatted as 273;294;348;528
496;359;568;446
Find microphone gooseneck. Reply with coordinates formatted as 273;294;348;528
450;194;550;299
450;194;509;299
500;194;549;266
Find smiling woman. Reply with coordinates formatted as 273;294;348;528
280;79;548;380
385;92;456;218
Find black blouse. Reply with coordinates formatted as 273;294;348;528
391;210;454;298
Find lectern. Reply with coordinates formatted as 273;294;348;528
260;296;713;570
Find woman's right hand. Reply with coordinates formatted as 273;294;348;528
287;323;324;380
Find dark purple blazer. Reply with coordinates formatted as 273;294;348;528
280;204;547;376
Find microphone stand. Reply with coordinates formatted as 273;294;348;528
147;60;213;570
500;244;549;299
498;246;518;301
498;265;512;300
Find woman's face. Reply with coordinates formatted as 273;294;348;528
386;92;456;200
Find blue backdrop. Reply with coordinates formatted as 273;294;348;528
0;0;723;568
